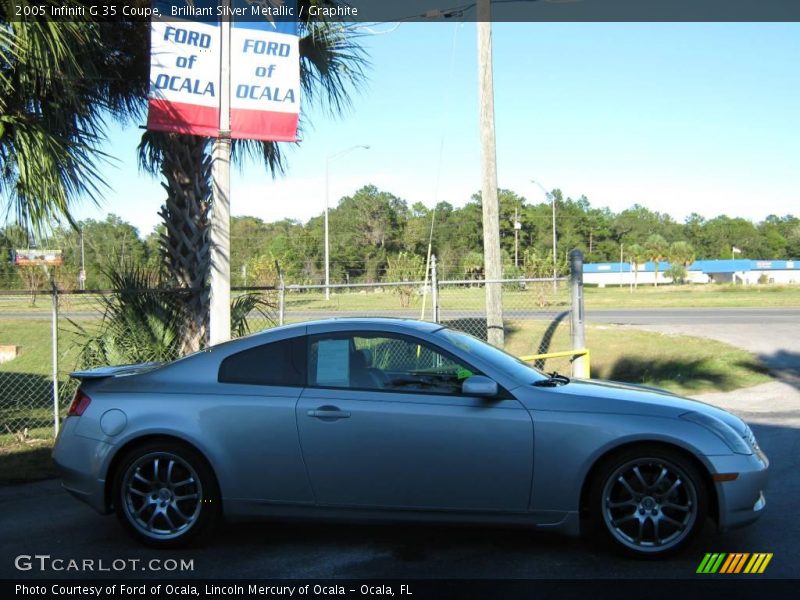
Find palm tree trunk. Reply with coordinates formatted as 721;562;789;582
654;261;659;287
157;133;212;353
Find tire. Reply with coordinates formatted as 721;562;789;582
113;440;220;548
588;445;707;557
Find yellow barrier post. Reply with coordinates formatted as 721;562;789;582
519;348;591;379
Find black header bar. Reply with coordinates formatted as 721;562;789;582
4;0;800;23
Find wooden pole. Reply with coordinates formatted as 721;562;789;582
477;0;504;347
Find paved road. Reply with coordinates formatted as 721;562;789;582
587;307;800;325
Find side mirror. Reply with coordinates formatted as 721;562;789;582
462;375;498;397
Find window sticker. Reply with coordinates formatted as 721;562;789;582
316;339;350;386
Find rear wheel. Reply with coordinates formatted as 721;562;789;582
113;441;220;547
589;446;707;557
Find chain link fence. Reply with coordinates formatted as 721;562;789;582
1;253;584;441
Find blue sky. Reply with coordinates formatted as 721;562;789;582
74;22;799;236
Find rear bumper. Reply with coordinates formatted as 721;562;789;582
707;449;769;532
52;417;112;514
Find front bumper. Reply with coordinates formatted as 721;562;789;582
707;449;769;531
51;417;113;514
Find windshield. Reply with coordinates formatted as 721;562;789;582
435;328;549;384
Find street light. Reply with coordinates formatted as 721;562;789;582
325;144;370;300
531;179;558;284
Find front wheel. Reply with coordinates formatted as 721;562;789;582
113;441;220;547
589;446;708;557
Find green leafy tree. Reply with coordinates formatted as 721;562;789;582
327;185;405;282
462;250;484;280
245;253;280;288
51;215;149;288
384;252;424;307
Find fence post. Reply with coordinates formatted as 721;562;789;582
51;283;60;437
276;261;285;327
569;249;586;378
431;255;439;323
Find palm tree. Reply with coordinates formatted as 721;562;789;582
645;234;669;287
666;240;696;284
0;13;132;232
668;240;696;268
626;243;646;289
137;17;366;351
2;6;151;227
3;8;365;352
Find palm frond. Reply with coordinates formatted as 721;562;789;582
137;130;168;176
0;13;109;233
230;292;277;338
230;139;287;176
297;20;370;117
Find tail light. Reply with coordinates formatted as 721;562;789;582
67;388;92;417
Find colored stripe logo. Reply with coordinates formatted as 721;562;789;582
696;553;773;574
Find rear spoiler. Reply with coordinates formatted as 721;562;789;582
70;362;163;380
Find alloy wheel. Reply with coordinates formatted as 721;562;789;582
601;457;699;553
121;451;204;541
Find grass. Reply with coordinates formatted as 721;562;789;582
0;318;92;378
0;312;773;485
0;436;57;485
584;283;800;308
500;321;772;393
0;318;86;485
3;283;799;316
285;284;800;312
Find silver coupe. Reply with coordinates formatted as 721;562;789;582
53;318;768;556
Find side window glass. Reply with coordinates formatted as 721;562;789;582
308;334;478;395
218;336;305;386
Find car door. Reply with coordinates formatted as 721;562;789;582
210;334;314;504
296;331;533;512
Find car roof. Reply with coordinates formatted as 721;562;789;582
251;317;444;338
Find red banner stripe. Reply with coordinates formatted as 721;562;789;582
147;99;221;138
230;108;299;142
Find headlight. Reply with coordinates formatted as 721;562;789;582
681;411;752;455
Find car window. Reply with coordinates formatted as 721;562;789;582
435;327;549;384
308;333;479;395
218;336;305;386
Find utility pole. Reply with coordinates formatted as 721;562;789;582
209;0;232;346
513;207;520;268
551;190;557;286
477;0;504;348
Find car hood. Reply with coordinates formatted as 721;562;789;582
518;377;748;434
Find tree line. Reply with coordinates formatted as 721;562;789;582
2;184;798;290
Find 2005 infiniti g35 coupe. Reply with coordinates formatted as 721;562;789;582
53;318;768;556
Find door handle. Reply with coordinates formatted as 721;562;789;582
307;407;351;420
